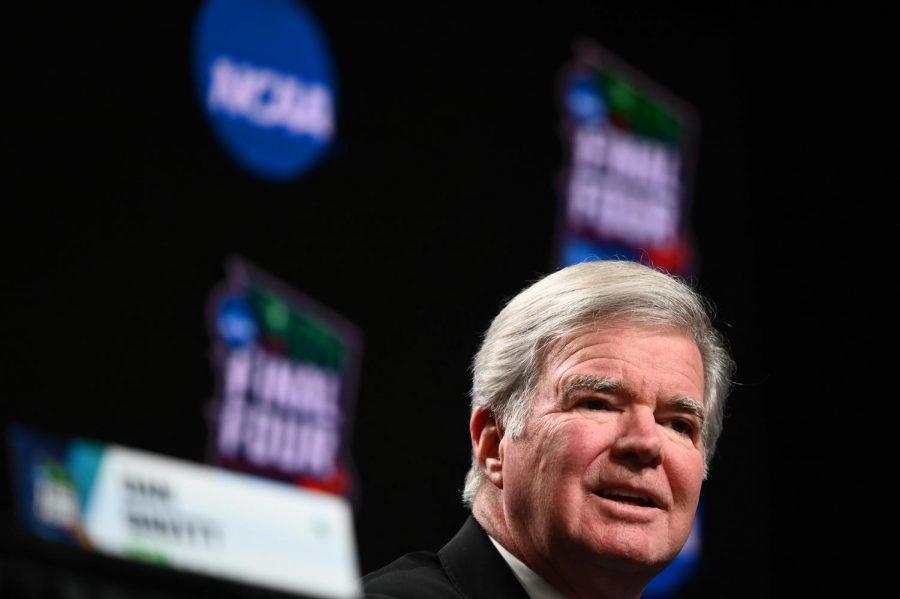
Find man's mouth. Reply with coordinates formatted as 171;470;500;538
595;488;658;508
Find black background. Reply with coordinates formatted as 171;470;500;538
2;3;888;597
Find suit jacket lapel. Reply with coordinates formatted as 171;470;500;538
438;516;531;599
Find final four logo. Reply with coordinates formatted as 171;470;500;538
555;40;699;276
206;257;363;500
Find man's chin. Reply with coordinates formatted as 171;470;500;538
577;531;682;575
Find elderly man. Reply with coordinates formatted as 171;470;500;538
363;260;734;598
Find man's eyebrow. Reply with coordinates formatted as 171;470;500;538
561;374;620;397
668;396;706;425
562;375;706;424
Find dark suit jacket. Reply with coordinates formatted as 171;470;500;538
362;515;530;598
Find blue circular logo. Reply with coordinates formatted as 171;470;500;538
565;74;607;127
216;294;258;347
193;0;337;181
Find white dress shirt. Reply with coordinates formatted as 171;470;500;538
487;535;569;599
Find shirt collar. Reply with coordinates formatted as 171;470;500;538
487;535;569;599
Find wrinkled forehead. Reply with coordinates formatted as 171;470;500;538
533;320;704;390
541;319;693;358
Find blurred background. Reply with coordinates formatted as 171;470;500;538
1;2;886;597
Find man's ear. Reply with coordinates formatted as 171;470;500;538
470;406;504;489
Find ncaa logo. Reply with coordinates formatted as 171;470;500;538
215;294;258;348
565;73;607;127
193;0;337;181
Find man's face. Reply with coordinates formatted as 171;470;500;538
499;323;706;578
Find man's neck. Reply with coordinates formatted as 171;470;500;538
472;499;650;599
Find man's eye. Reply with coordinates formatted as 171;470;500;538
580;399;609;411
668;419;695;436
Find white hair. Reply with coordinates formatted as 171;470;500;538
462;259;734;508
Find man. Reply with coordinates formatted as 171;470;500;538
363;260;734;598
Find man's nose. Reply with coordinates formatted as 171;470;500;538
611;409;662;468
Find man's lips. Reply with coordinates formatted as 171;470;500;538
594;486;664;509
